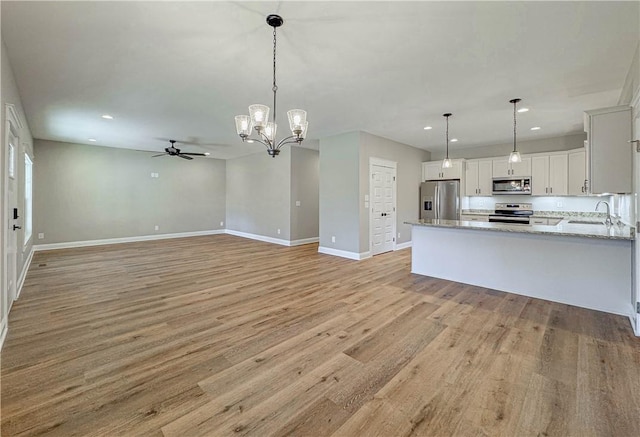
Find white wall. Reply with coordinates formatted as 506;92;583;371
319;132;361;253
291;147;319;241
34;140;226;244
226;148;292;241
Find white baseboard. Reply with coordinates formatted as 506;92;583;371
16;246;34;299
33;229;226;251
289;237;319;246
630;315;639;337
395;241;412;251
318;246;371;261
225;230;318;247
0;318;7;351
225;230;290;246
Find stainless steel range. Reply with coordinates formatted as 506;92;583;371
489;203;533;224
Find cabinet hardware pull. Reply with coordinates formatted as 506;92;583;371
550;187;552;194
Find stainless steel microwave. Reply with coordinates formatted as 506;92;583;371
492;177;531;195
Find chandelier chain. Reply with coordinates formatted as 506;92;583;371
272;26;278;127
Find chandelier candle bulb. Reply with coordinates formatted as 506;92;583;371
249;104;269;129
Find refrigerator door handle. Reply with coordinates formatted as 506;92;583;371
434;184;440;219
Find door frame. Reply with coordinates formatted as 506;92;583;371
632;89;640;336
2;104;23;345
369;157;397;255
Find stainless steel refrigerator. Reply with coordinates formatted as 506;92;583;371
420;180;461;220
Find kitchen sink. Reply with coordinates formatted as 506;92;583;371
568;220;604;225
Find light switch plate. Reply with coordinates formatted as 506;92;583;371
295;200;301;207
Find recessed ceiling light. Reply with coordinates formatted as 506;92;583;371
423;126;432;130
531;126;541;131
101;114;114;119
204;153;211;156
88;138;97;142
246;139;255;143
451;138;458;142
518;108;529;113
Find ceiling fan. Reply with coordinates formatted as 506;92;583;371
152;140;210;160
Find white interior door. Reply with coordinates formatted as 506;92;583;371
6;129;19;306
370;160;396;256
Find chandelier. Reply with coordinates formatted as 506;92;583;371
234;14;308;157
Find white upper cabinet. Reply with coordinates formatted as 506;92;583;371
465;159;492;196
568;148;587;195
422;160;463;181
492;156;531;177
531;153;568;196
584;106;632;194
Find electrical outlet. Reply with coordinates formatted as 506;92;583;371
277;228;281;235
295;200;301;207
331;236;336;243
398;232;401;239
38;232;44;239
479;200;484;207
220;221;224;227
556;201;563;208
154;225;159;231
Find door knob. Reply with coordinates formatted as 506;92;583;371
13;225;21;231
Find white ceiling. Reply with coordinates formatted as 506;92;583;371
1;1;638;159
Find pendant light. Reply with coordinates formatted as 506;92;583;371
509;98;522;163
234;15;308;157
442;113;453;169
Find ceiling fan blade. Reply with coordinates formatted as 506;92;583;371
151;153;167;158
178;154;193;160
180;152;208;156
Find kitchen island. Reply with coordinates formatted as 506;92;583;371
406;219;634;318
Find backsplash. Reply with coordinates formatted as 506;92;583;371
464;194;635;225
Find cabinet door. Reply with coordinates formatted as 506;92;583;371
531;156;549;195
477;160;493;196
510;157;531;177
465;161;479;196
443;160;462;179
588;107;632;194
568;149;586;195
492;159;510;178
548;153;568;195
423;162;442;181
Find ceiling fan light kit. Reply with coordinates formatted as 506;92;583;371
234;14;308;158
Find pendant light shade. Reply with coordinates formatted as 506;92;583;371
442;113;453;169
509;98;522;163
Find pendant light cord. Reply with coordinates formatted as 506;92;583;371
445;115;450;159
272;26;278;129
513;100;517;153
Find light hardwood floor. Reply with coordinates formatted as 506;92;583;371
1;234;639;436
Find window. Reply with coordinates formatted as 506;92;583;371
24;154;32;245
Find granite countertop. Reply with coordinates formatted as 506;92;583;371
405;218;635;241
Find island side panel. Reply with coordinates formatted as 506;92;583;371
410;225;633;317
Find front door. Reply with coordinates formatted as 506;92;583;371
370;161;396;256
6;129;19;307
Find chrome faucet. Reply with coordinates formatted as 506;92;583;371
595;201;612;226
